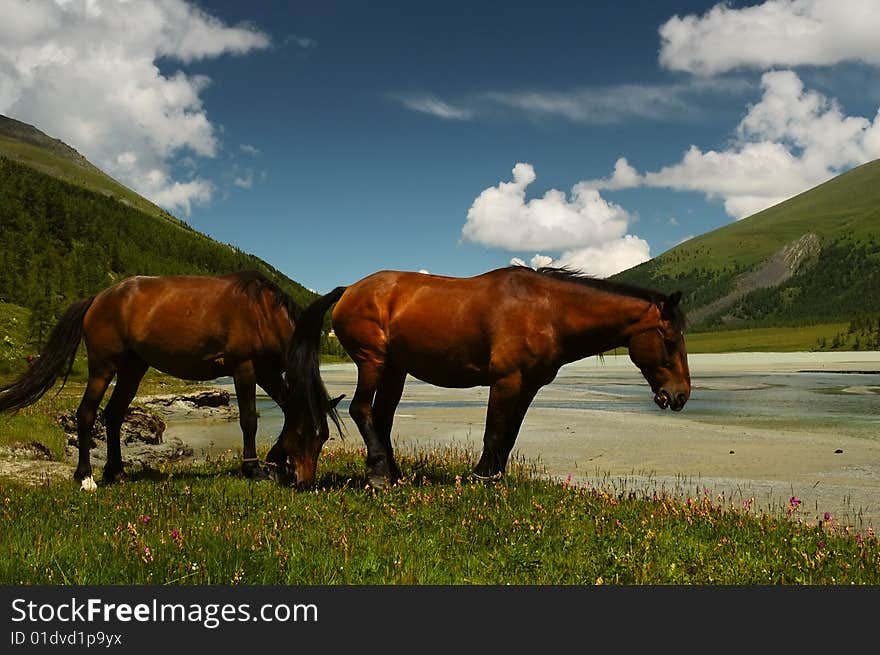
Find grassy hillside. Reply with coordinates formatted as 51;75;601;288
0;116;184;228
637;159;880;278
0;115;330;376
614;159;880;334
0;155;327;376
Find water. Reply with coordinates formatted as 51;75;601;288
163;353;880;528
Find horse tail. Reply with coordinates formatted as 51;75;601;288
0;297;94;413
285;286;347;432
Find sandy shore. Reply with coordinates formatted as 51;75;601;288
311;352;880;529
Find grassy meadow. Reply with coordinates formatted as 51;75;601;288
2;315;878;585
683;323;850;353
1;448;877;585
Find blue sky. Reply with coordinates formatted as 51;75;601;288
3;1;880;292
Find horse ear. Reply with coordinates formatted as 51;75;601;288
661;291;682;318
328;394;345;410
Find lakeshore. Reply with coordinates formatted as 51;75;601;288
169;351;880;529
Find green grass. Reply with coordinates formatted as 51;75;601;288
684;323;849;353
0;300;33;377
0;403;70;459
0;448;876;585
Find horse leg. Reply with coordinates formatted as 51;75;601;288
234;363;268;480
102;355;148;483
257;370;291;484
372;368;406;482
473;374;539;480
74;366;115;490
349;360;396;488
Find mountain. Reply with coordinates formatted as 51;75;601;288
613;160;880;331
0;114;319;362
0;115;185;228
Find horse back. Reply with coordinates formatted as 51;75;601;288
82;275;290;377
332;269;558;385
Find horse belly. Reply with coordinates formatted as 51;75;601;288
391;347;490;389
135;345;233;381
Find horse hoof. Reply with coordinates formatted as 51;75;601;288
242;463;269;481
102;469;125;483
80;476;98;492
367;474;391;490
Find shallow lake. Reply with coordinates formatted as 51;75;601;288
164;352;880;528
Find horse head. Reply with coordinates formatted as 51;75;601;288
627;291;691;412
280;393;344;487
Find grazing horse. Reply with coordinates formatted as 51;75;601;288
324;266;690;488
0;271;342;490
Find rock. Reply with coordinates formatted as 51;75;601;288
14;441;53;460
57;406;166;447
142;389;230;408
139;389;238;421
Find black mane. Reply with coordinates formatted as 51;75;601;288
521;265;687;331
233;270;303;322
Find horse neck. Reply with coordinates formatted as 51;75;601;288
257;293;296;352
554;287;658;363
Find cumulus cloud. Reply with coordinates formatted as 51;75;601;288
549;236;652;278
0;0;270;215
464;163;650;276
233;173;254;189
659;0;880;76
584;157;643;190
590;71;880;218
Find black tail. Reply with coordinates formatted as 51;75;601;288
0;297;94;412
285;286;347;433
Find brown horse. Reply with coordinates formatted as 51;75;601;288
0;271;343;490
323;265;690;487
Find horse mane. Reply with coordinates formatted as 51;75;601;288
284;287;347;436
521;265;688;331
232;270;303;322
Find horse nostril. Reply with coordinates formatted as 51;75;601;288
675;393;687;408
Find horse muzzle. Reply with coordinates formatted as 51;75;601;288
291;456;318;490
654;390;688;412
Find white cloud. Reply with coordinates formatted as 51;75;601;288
0;0;270;215
510;240;651;278
660;0;880;76
285;34;317;49
148;177;213;217
482;78;747;124
547;237;652;278
590;71;880;219
398;78;748;124
464;163;649;277
233;173;254;189
397;95;472;120
240;143;260;156
585;157;643;190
